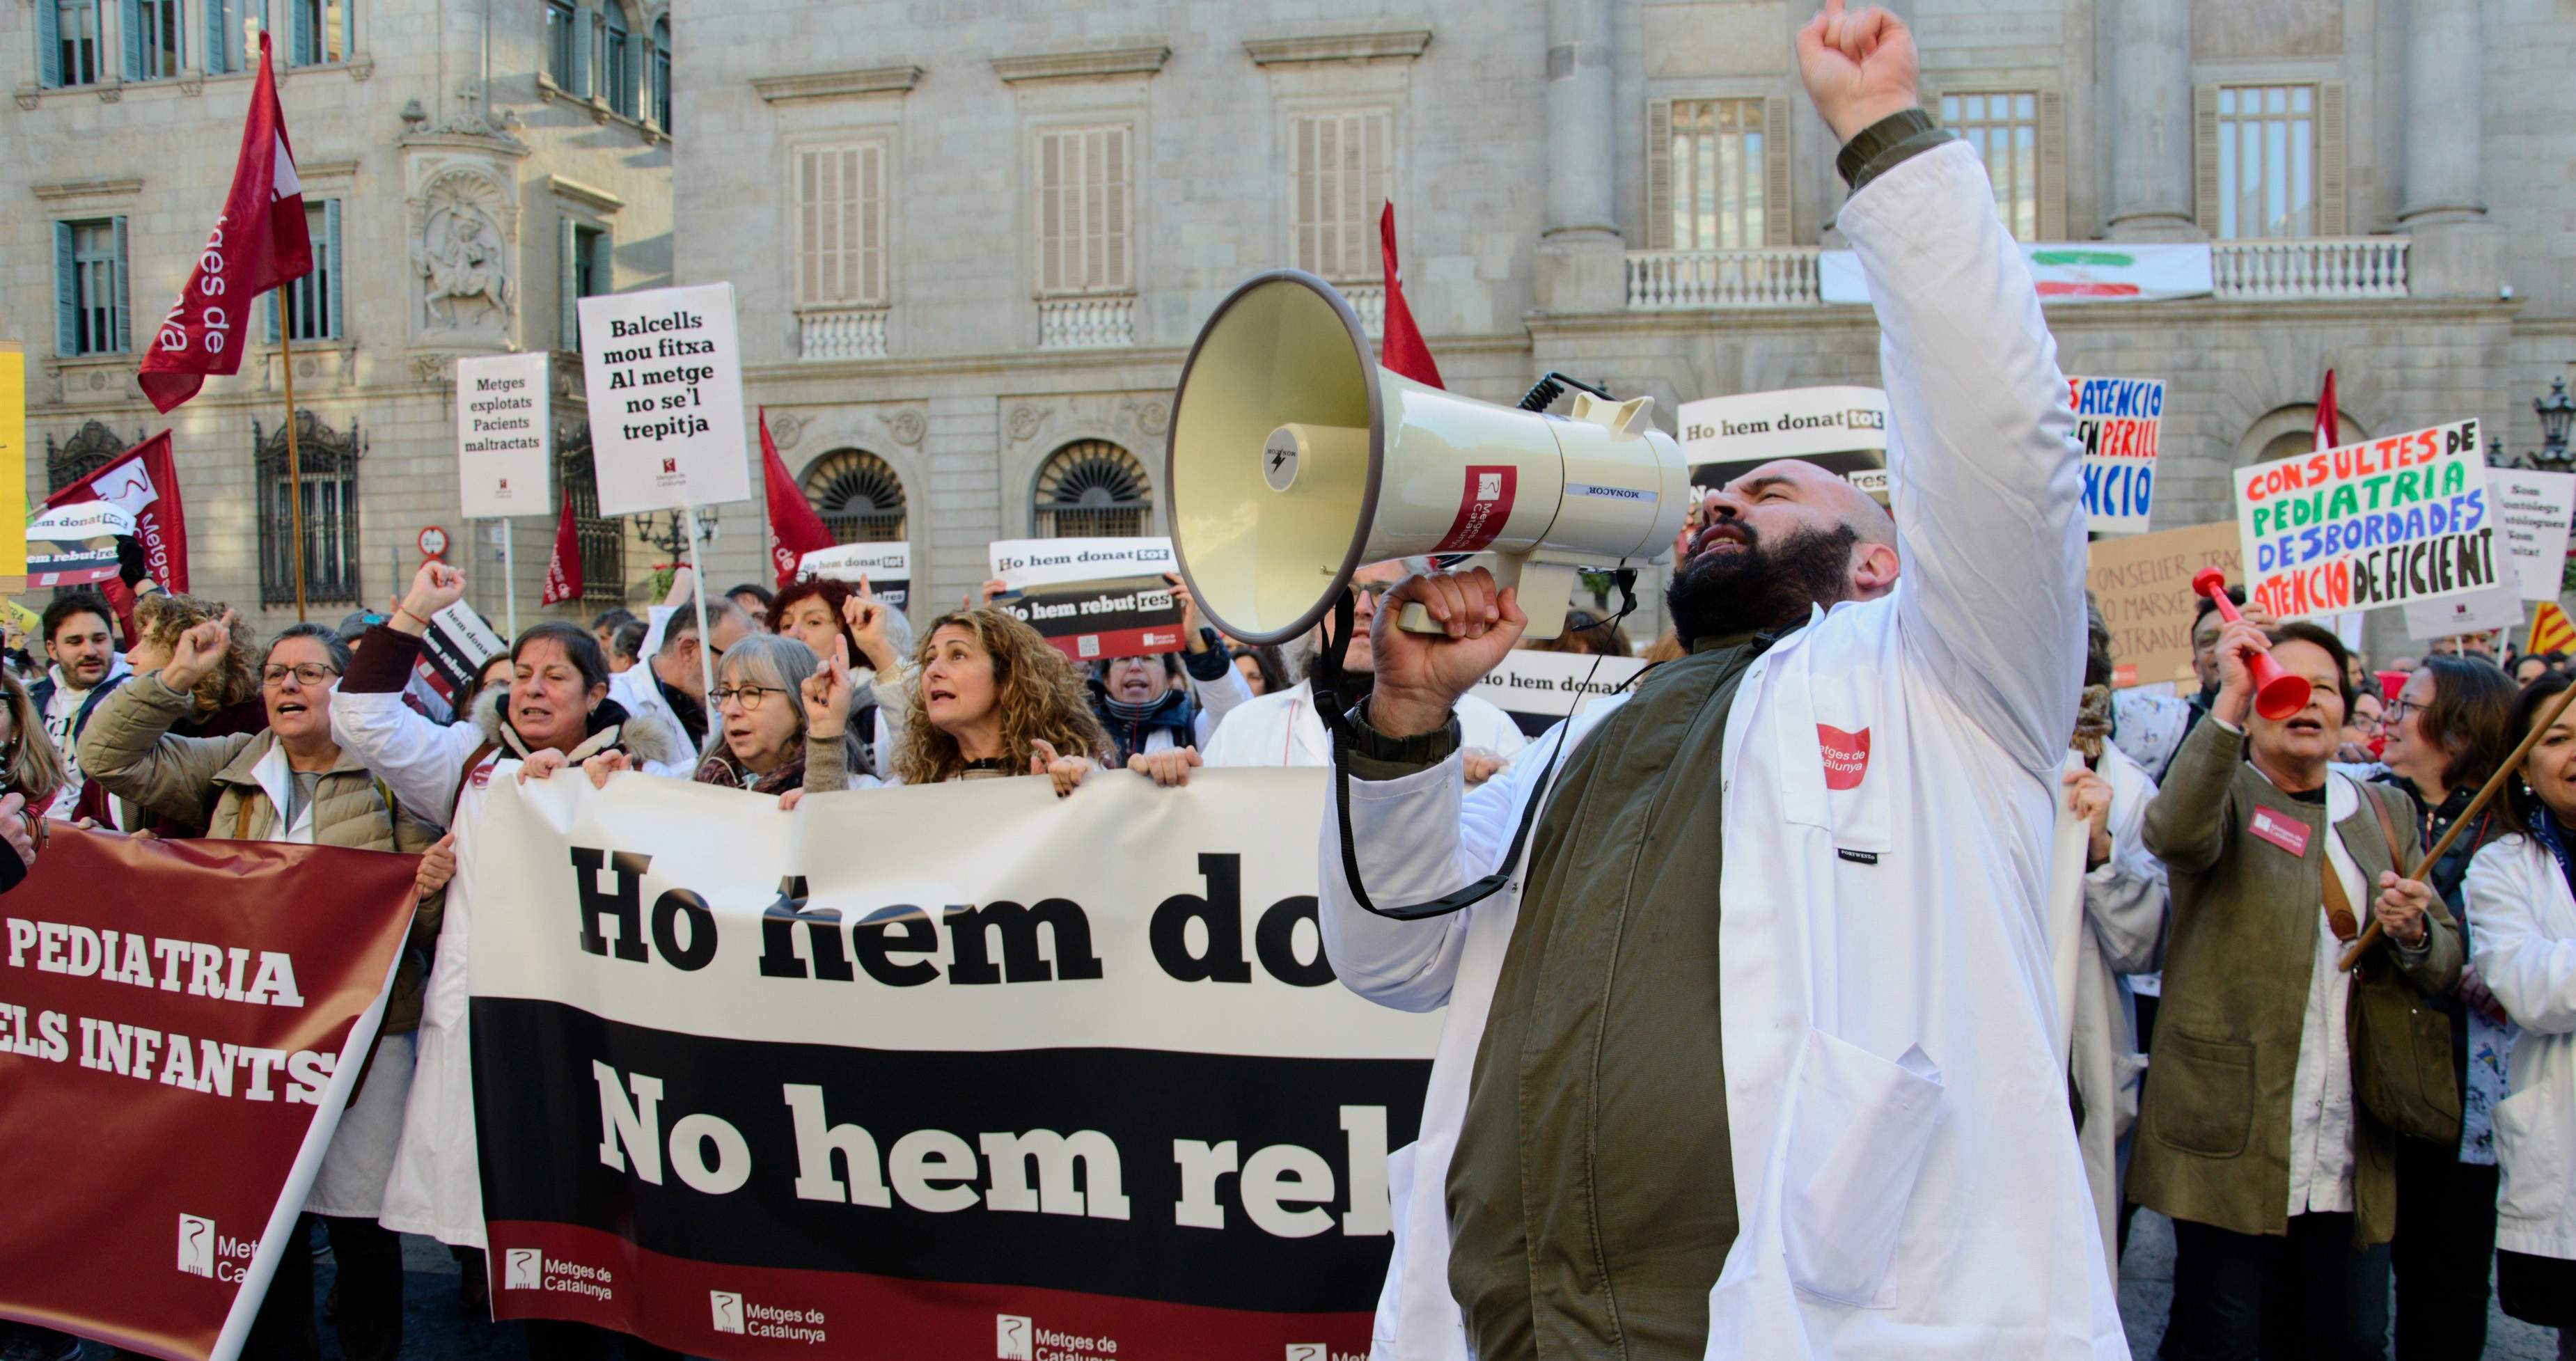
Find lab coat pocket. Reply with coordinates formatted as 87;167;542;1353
1782;1029;1945;1307
1373;1142;1417;1349
2492;1085;2566;1222
1809;669;1890;855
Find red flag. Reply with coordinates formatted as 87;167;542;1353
541;491;583;606
38;430;190;594
760;408;834;586
136;33;312;414
1378;200;1444;389
2313;370;2339;453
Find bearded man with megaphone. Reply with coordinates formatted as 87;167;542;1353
1310;5;2117;1358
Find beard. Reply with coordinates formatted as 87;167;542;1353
1667;519;1862;647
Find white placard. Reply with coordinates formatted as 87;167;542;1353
799;541;910;583
2487;466;2576;601
2405;580;2524;640
1676;386;1887;467
455;352;553;518
989;537;1177;592
1469;650;1650;719
576;283;752;517
26;501;134;539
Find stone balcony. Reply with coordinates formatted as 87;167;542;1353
798;306;888;360
1624;237;2413;309
1037;296;1135;349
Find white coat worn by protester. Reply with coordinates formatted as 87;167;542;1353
1319;141;2123;1360
2465;835;2576;1262
1203;679;1526;768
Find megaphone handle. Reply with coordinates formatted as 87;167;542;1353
1397;601;1445;635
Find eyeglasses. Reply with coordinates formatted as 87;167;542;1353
2382;698;2426;726
260;663;340;688
711;684;786;711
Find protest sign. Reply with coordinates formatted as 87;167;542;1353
467;770;1435;1360
2405;581;2524;641
2233;418;2497;622
0;342;23;592
1676;386;1887;490
456;352;553;519
989;537;1179;593
410;601;508;721
798;542;911;612
2484;466;2576;600
2068;376;2163;534
0;830;421;1361
1470;651;1648;734
38;431;189;593
2086;521;2241;687
988;539;1186;661
578;284;751;517
24;502;131;588
1822;242;2213;304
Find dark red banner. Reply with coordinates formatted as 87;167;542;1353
0;829;420;1361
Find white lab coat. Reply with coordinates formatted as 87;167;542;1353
1319;141;2122;1360
606;664;698;778
1202;679;1526;768
2465;833;2576;1261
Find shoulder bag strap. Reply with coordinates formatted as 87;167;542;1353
450;741;497;824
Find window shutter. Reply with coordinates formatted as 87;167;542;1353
109;215;130;352
559;216;579;349
1646;98;1673;250
2317;81;2347;237
1104;125;1129;291
570;7;590;97
203;0;225;72
859;141;883;304
122;0;143;79
54;223;78;354
324;198;342;339
266;290;280;342
2038;90;2066;240
290;0;309;64
590;226;613;296
38;0;61;86
1036;129;1061;294
2193;84;2220;237
1763;94;1791;246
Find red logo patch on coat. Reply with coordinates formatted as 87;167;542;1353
1819;724;1870;790
2249;805;2311;857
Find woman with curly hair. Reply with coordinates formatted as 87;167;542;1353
0;667;66;817
893;606;1114;794
126;592;265;737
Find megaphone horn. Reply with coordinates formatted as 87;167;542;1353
1165;270;1691;645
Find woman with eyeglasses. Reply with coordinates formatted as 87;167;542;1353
77;612;456;1361
557;633;873;804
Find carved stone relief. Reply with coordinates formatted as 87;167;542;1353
1001;393;1172;459
403;150;524;350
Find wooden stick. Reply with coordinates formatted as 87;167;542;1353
2339;675;2576;970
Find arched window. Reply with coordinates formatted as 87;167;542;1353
255;410;364;606
801;449;907;543
45;418;132;493
558;425;629;604
1032;440;1152;538
602;3;635;118
651;16;671;130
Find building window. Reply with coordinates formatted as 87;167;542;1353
601;3;634;118
1287;109;1390;282
650;17;670;129
203;0;259;73
39;0;104;87
557;430;628;605
2215;85;2314;239
1941;92;2039;241
256;410;364;606
53;218;129;357
124;0;184;81
796;142;886;308
1035;125;1131;297
801;449;907;543
285;0;350;65
560;217;610;348
545;0;577;90
268;200;342;343
1032;440;1151;539
1667;99;1766;250
45;419;133;494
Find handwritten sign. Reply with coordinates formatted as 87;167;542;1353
576;283;751;516
2086;521;2241;688
2232;418;2497;622
2070;376;2162;534
2485;467;2576;600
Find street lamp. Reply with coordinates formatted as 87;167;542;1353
2536;377;2576;474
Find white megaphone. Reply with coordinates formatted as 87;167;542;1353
1167;270;1690;643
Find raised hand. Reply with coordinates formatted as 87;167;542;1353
160;609;237;693
803;636;856;739
1163;574;1211;651
1369;567;1527;738
842;579;902;674
395;560;468;635
1795;0;1921;142
2209;617;2272;727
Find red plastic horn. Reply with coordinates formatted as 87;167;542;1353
2192;569;2311;721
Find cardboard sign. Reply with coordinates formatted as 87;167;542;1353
989;538;1177;594
2233;418;2497;622
2485;466;2576;601
576;284;751;517
1676;387;1887;491
455;352;553;519
1822;242;2214;304
2085;521;2242;688
797;542;911;612
2069;376;2163;534
1468;651;1648;721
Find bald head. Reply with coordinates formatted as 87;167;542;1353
1724;459;1896;549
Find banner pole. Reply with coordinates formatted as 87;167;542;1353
280;323;306;622
500;518;517;638
682;505;714;701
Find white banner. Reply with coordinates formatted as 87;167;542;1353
577;284;752;517
456;352;553;519
2487;467;2576;601
1676;386;1887;469
462;769;1433;1359
1469;651;1647;720
1823;242;2214;305
988;537;1178;592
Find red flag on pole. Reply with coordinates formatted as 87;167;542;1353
541;491;583;606
136;33;311;414
1378;200;1444;389
760;408;835;586
38;430;190;594
2313;369;2339;453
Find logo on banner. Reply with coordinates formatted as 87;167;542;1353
1819;725;1871;790
177;1214;216;1277
710;1291;744;1335
1434;466;1517;553
2249;805;2312;858
996;1315;1032;1360
1288;1348;1328;1361
505;1248;544;1290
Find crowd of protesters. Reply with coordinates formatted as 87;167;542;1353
3;536;2575;1361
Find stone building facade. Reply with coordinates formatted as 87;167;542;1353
6;0;673;633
